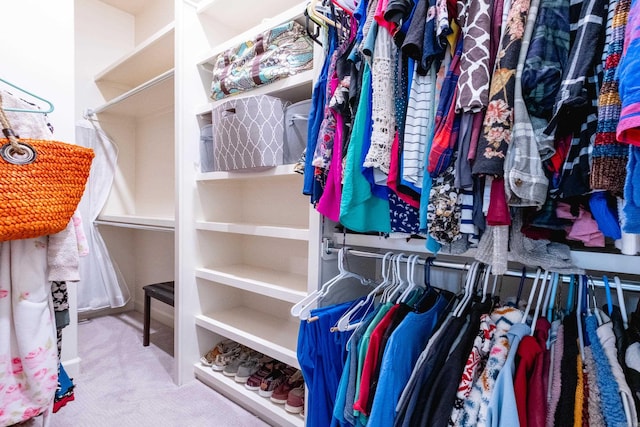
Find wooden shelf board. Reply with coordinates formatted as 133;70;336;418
93;70;174;117
95;22;175;89
196;266;307;303
194;364;303;427
195;309;299;368
196;221;309;241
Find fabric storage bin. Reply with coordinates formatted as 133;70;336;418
199;124;215;173
283;99;311;164
212;95;290;171
210;20;314;101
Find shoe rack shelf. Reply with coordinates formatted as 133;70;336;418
194;364;304;427
195;309;300;369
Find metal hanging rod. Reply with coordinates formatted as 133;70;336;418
326;246;640;292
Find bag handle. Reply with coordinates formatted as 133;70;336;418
0;93;37;164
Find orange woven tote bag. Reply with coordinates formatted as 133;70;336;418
0;94;94;242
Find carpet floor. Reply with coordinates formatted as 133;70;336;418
49;312;269;427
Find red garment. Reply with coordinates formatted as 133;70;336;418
527;318;551;427
514;335;543;427
388;132;420;208
487;177;511;226
353;304;399;416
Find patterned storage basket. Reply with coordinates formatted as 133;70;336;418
210;20;314;101
212;95;290;171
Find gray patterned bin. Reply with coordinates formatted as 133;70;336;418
212;95;290;171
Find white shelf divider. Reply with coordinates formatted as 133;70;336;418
95;22;175;89
92;69;174;117
195;309;300;368
196;221;308;241
194;364;304;427
196;266;307;303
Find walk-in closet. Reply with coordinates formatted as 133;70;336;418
2;0;640;426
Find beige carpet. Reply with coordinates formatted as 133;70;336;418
50;312;269;427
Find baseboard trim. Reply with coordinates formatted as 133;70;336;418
134;300;175;328
61;356;81;379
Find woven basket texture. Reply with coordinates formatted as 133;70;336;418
0;138;94;241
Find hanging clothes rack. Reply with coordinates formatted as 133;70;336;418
324;245;640;291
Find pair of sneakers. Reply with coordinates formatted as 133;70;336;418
270;369;304;405
200;339;239;367
224;351;267;384
258;365;298;398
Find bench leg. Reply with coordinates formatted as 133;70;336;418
143;293;151;346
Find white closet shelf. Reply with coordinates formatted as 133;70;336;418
193;364;304;427
95;22;175;89
195;310;299;368
196;2;306;67
195;70;314;117
96;214;175;231
196;221;309;241
197;165;301;182
93;70;174;117
196;266;307;303
335;232;640;275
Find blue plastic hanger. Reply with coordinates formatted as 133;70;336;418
0;78;54;113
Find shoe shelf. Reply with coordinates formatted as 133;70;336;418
196;265;307;303
95;22;175;95
195;309;300;369
194;363;304;427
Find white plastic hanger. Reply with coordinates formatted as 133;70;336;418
530;270;550;334
453;262;480;317
334;251;394;332
576;275;586;361
614;276;629;329
290;247;370;319
546;273;560;321
398;254;420;303
481;266;492;303
386;253;407;303
521;268;543;324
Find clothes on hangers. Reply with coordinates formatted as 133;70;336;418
303;0;640;275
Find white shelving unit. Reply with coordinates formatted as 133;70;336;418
175;1;319;424
79;0;177;354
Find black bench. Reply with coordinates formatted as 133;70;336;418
142;281;175;346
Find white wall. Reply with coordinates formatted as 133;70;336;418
0;0;78;375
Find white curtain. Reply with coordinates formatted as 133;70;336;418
75;120;130;312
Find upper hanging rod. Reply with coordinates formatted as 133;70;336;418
326;246;640;292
